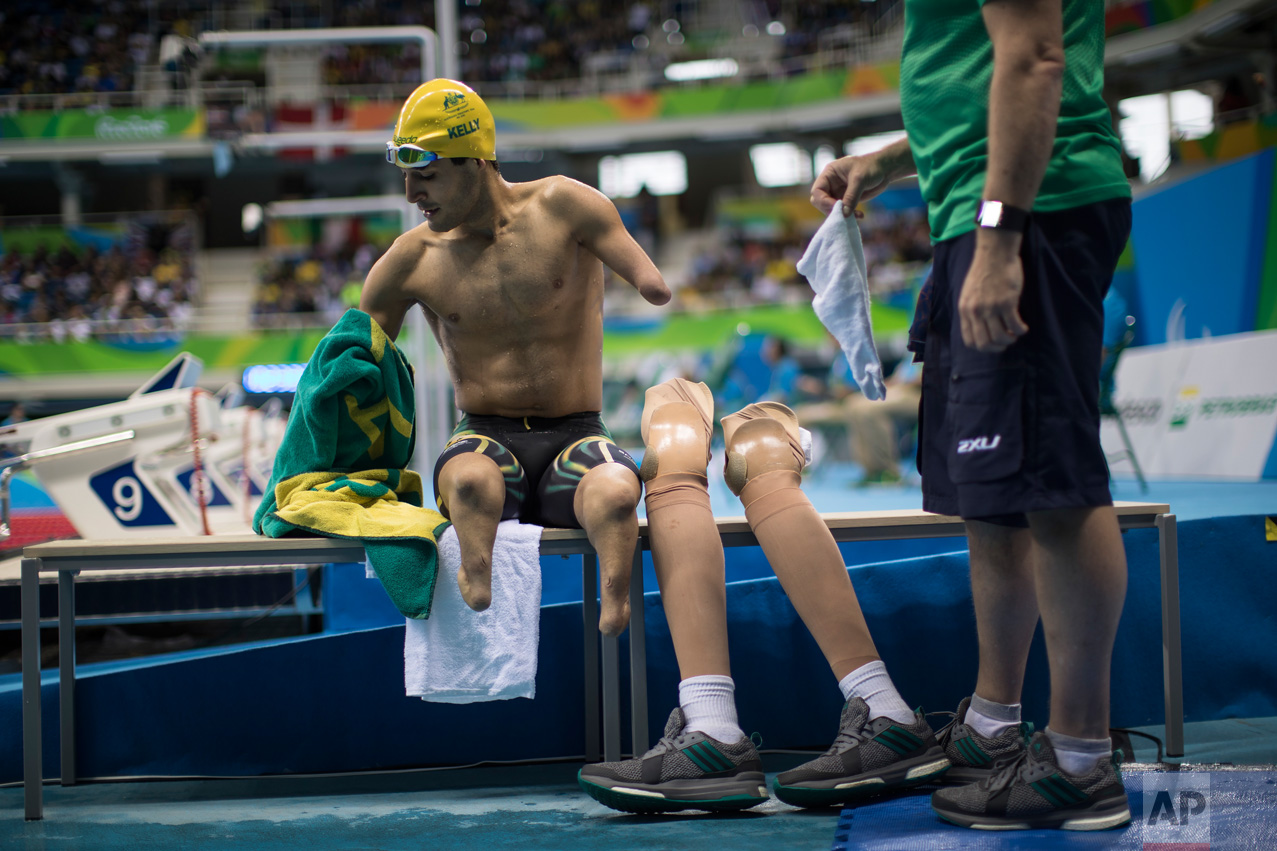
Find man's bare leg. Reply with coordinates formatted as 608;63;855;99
574;463;642;637
1027;505;1127;740
965;519;1039;706
437;452;505;612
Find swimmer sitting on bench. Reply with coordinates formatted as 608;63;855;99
361;79;671;635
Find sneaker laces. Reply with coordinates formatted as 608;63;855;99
827;719;875;754
642;726;750;762
640;728;692;760
931;711;959;749
980;746;1035;795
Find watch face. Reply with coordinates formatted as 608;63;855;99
978;201;1004;228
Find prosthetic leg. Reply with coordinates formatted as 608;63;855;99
721;402;880;678
723;402;949;806
640;378;730;678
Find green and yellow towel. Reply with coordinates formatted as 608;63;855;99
253;309;448;619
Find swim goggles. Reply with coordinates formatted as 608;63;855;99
386;142;440;168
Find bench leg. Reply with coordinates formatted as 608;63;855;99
22;557;43;820
59;570;77;786
602;632;621;763
583;548;626;764
628;545;647;757
1157;514;1184;758
582;553;600;762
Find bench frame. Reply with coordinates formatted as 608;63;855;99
21;502;1180;821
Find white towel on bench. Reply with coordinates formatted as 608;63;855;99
403;519;543;703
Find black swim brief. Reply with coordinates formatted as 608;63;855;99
431;411;640;528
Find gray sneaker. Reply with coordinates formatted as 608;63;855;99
577;708;769;814
934;696;1031;785
931;730;1132;830
772;697;951;808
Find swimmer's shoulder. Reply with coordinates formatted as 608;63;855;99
365;225;438;291
531;175;617;227
536;174;606;208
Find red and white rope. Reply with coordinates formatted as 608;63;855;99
189;388;212;536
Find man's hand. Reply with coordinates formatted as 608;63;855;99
810;136;916;217
958;233;1030;352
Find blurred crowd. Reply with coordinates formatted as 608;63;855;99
329;0;902;89
0;0;212;100
252;240;385;328
1;0;903;99
0;218;198;343
678;208;932;310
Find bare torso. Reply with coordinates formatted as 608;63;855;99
399;178;605;418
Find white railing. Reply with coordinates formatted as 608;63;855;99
0;317;195;346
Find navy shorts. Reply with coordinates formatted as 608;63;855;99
916;198;1132;524
432;411;640;528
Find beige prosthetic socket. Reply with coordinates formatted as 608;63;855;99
639;378;713;481
722;403;880;679
641;378;730;678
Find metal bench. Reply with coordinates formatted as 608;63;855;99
21;501;1181;820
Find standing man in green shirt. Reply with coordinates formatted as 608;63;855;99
812;0;1133;831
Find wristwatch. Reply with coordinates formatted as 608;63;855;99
975;200;1030;232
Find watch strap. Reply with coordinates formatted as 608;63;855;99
975;200;1030;232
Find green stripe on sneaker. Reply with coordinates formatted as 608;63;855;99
1030;779;1069;807
875;727;922;755
891;727;923;748
957;737;990;766
1031;775;1087;807
1043;774;1088;803
682;745;716;773
697;742;734;772
885;727;923;745
959;738;986;765
683;742;732;773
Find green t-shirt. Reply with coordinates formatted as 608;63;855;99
900;0;1131;242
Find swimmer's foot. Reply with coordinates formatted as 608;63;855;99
457;559;492;612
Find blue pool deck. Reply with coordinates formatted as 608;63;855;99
2;716;1275;851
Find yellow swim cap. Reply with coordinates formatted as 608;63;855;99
389;79;496;162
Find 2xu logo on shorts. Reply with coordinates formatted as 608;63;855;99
956;434;1001;455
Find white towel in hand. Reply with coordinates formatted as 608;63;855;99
797;202;886;401
404;519;543;703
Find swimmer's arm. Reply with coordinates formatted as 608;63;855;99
554;180;672;306
359;235;421;340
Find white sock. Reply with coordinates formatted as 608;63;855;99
838;661;914;725
679;675;744;744
1046;727;1112;776
967;693;1022;739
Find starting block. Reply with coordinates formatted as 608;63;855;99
2;354;282;540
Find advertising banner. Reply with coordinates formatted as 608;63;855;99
0;108;204;141
1103;329;1277;479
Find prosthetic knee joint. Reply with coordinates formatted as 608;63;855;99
639;378;714;481
720;402;807;497
639;378;716;516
